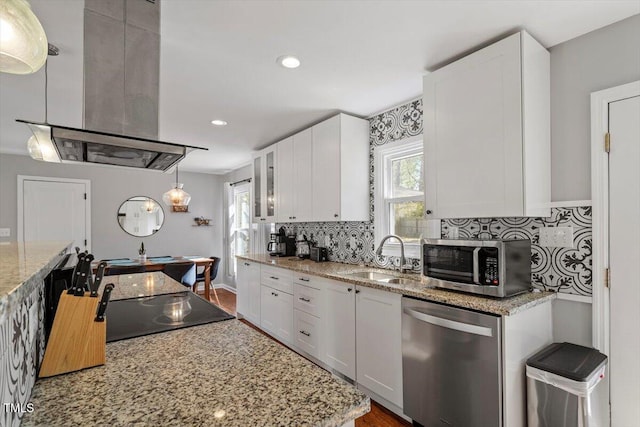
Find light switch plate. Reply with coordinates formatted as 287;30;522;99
539;226;574;248
0;228;10;237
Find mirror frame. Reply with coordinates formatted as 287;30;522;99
116;196;165;237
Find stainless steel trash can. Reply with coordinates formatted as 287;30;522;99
526;342;607;427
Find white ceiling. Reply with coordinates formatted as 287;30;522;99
0;1;638;175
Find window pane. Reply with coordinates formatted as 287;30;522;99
390;200;427;242
391;154;423;198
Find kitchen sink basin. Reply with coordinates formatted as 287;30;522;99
346;271;397;281
382;277;421;286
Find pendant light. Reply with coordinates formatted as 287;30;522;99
140;197;160;214
162;166;191;209
0;0;48;74
25;43;60;162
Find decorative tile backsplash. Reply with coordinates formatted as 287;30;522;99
277;98;594;296
442;207;592;296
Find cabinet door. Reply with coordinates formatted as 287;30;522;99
252;155;262;223
312;116;341;221
260;285;278;334
236;260;251;318
424;33;523;219
322;279;356;380
264;148;277;222
294;309;322;360
277;137;294;222
274;291;293;345
247;263;261;324
356;286;403;407
293;128;313;222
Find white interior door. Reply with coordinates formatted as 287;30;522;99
609;95;640;426
19;177;90;251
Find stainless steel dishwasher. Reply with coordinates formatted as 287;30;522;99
402;296;502;427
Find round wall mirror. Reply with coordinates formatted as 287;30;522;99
117;196;165;237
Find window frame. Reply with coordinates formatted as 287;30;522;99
374;136;437;259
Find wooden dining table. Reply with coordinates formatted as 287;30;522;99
94;256;215;301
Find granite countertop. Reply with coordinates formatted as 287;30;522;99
238;254;556;316
99;271;188;301
23;320;370;427
0;241;71;319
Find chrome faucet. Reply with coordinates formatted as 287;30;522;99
376;234;411;273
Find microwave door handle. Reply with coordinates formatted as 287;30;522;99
472;247;481;284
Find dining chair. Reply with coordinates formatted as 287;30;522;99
163;262;196;288
193;256;221;306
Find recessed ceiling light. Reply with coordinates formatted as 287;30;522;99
211;119;227;126
277;55;300;69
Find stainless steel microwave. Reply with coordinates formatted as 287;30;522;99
422;238;531;298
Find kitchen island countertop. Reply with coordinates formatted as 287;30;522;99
238;254;556;316
23;318;369;427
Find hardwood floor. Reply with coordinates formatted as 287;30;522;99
200;286;410;427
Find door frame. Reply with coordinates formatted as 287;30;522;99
17;175;92;251
590;80;640;355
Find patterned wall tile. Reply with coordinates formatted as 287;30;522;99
441;207;592;296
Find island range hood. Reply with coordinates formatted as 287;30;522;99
18;119;207;172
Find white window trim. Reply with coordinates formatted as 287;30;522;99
374;136;429;259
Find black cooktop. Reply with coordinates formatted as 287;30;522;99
106;292;234;342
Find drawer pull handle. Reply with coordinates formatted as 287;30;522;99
298;278;310;282
270;276;279;280
244;262;250;266
355;289;360;294
271;292;279;297
299;297;311;302
347;288;353;292
299;330;310;337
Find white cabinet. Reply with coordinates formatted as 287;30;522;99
355;286;403;408
260;285;294;345
236;260;261;325
294;309;322;360
322;278;356;380
252;146;277;223
423;30;550;219
277;129;313;223
312;114;369;222
260;266;294;345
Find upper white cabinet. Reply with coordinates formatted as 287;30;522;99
424;31;550;219
277;129;313;222
252;146;277;223
312;114;369;222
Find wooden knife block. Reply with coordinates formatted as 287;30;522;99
39;292;106;378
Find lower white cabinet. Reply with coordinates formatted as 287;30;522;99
260;285;294;345
236;260;260;325
355;286;403;408
322;279;356;380
294;309;322;360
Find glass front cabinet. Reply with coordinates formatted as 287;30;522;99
252;146;277;223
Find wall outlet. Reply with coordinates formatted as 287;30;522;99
0;228;10;237
539;226;574;248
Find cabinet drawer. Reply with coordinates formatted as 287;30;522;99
261;266;293;294
294;309;321;360
294;283;322;317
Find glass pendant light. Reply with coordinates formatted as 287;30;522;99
140;197;160;214
0;0;48;74
162;166;191;208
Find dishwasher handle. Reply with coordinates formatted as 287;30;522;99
403;307;494;337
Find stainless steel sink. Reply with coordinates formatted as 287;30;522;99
383;277;421;285
346;271;397;281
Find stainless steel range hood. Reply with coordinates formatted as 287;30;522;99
17;120;207;172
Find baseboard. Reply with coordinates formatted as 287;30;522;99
356;384;411;422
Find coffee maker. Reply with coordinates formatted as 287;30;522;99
267;227;296;257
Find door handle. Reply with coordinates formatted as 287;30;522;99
270;276;279;280
299;330;310;337
403;307;494;337
298;278;309;282
472;248;481;284
299;297;311;302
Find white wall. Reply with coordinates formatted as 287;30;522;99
550;14;640;201
0;153;226;284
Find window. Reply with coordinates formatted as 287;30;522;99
375;137;434;257
227;182;251;277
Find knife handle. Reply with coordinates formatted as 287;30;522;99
68;253;86;294
75;254;94;296
95;283;115;322
91;261;108;297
